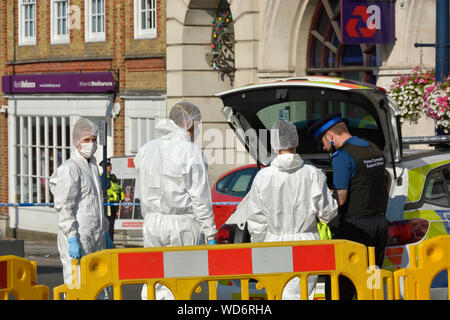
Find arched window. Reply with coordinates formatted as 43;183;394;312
307;0;378;83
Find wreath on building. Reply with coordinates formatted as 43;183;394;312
205;0;235;85
388;67;450;133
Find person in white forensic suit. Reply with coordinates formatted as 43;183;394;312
134;102;217;300
50;118;114;297
246;120;338;300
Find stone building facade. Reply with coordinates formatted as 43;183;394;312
167;0;441;183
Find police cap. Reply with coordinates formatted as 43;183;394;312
307;112;343;140
99;158;111;167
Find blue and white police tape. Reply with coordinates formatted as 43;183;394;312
211;202;241;205
0;203;55;207
0;203;136;207
0;202;241;207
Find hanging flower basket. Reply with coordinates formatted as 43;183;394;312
388;67;450;133
422;77;450;132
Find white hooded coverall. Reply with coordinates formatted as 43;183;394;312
246;153;338;300
50;148;108;285
134;118;217;299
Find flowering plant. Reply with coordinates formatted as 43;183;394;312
388;67;450;132
422;76;450;131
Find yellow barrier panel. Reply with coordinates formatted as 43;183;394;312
394;235;450;300
0;255;49;300
53;240;393;300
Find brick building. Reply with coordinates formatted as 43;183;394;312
0;0;167;237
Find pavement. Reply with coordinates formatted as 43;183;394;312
24;240;60;259
8;237;210;300
23;240;64;300
21;238;145;300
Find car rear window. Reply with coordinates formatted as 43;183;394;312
220;86;386;163
256;99;381;154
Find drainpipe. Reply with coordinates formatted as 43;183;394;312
414;0;449;82
436;0;449;82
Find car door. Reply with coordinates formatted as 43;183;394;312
414;164;450;239
404;163;450;299
212;167;259;229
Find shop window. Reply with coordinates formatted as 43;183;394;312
125;98;165;155
127;117;157;154
134;0;157;39
15;116;71;204
307;0;378;83
19;0;36;46
85;0;105;42
51;0;70;44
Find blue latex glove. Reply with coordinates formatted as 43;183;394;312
207;239;218;245
68;237;81;259
105;232;114;249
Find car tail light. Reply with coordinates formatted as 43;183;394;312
218;225;231;244
387;218;429;246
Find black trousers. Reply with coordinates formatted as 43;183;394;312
106;205;118;241
325;214;388;300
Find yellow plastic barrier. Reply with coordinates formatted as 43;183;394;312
0;255;49;300
394;235;450;300
53;240;393;300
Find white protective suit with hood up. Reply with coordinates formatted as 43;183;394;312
134;117;217;299
246;152;338;299
49;143;108;285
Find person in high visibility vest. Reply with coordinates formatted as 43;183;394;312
100;158;124;241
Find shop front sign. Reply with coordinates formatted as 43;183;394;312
2;72;115;94
341;0;396;44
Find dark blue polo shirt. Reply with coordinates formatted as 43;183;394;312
331;136;370;190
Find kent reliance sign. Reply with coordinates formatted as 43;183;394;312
341;0;396;44
2;72;115;94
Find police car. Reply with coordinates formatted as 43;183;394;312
214;76;450;299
